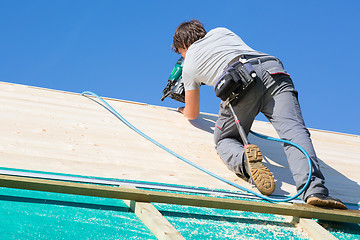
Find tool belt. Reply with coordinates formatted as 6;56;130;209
214;57;257;101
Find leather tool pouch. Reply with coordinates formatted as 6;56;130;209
214;61;256;101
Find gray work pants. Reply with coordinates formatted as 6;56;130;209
214;64;329;201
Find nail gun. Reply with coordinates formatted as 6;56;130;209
160;57;185;103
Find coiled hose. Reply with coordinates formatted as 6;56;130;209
82;91;312;202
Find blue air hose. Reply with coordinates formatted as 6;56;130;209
82;91;312;202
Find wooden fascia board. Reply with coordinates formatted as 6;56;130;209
0;174;359;224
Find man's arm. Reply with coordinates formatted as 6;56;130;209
177;89;200;120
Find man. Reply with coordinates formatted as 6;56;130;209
173;19;346;209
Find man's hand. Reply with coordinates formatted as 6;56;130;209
177;107;185;114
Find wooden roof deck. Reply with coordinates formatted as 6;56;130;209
0;81;359;207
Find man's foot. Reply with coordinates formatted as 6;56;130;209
244;144;275;195
306;193;347;209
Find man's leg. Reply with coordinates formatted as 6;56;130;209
261;75;327;199
215;137;248;177
214;77;263;176
214;78;275;195
261;74;346;208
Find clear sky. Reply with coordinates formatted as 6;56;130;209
1;1;359;135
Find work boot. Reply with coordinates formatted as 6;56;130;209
244;144;275;196
306;193;347;209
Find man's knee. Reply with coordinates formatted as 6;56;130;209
215;138;246;175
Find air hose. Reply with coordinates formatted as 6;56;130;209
82;91;312;203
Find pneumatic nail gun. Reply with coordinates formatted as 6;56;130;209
160;57;185;103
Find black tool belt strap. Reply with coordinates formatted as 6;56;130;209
226;55;279;69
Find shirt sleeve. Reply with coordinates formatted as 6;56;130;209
182;59;201;91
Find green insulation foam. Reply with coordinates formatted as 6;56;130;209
0;187;156;239
0;186;310;240
317;220;360;240
154;203;309;240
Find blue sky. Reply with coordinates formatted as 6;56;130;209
1;1;359;135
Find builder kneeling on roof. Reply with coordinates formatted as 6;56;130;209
170;19;347;209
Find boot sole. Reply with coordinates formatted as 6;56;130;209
306;197;347;209
245;144;275;196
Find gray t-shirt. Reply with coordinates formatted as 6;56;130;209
182;27;267;91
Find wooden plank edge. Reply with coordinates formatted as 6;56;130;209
0;174;359;224
123;186;184;240
291;217;338;240
0;80;148;106
123;200;185;240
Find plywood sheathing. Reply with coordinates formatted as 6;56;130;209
0;81;359;205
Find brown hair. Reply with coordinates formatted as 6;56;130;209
172;19;207;53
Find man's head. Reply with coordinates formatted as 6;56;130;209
172;19;206;56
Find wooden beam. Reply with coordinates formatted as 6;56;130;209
123;186;184;240
0;174;359;224
123;200;185;240
291;217;338;240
